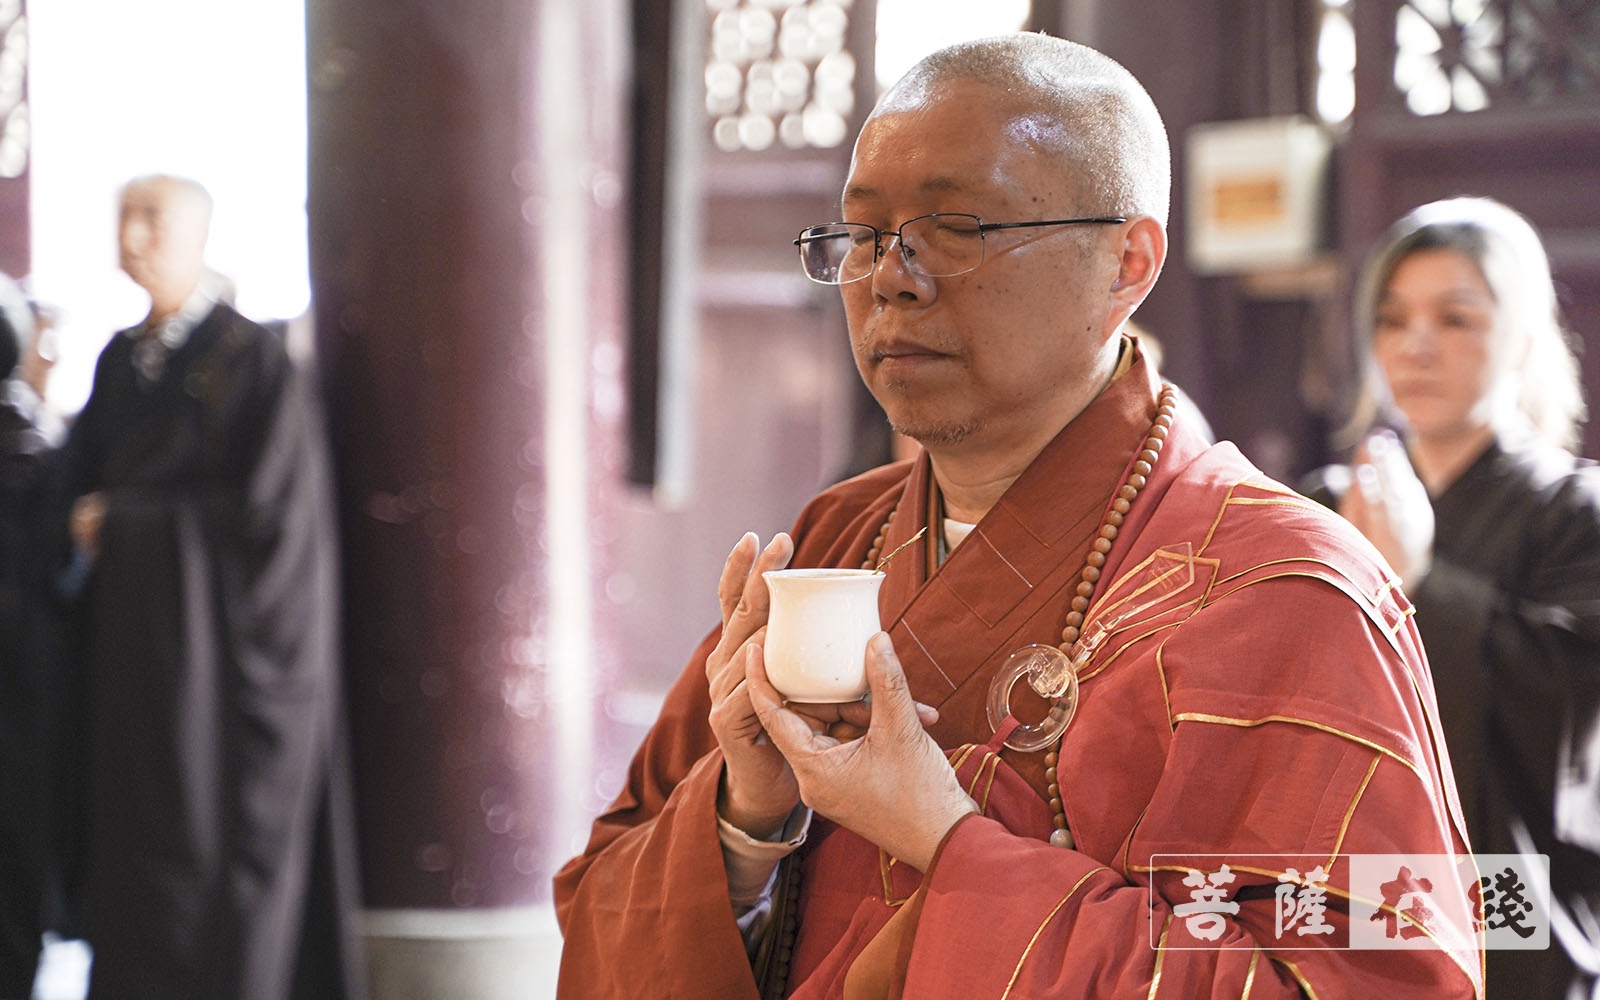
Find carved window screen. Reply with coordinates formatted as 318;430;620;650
1367;0;1600;115
704;0;858;152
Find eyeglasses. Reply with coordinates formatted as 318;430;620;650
793;213;1127;285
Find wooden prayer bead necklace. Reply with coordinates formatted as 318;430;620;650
1045;385;1175;845
864;385;1178;850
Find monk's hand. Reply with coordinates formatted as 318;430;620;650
747;631;975;872
70;492;108;562
707;531;800;840
1340;431;1434;585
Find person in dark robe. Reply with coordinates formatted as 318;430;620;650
0;276;64;999
59;174;366;1000
554;35;1481;999
1302;196;1600;999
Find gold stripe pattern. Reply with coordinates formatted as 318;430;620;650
1170;712;1424;781
1147;912;1173;1000
967;749;1002;813
1330;753;1382;860
1269;955;1321;1000
1241;946;1260;999
999;866;1110;1000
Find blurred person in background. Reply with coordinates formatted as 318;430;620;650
7;295;65;447
1304;196;1600;999
59;174;364;1000
0;274;64;999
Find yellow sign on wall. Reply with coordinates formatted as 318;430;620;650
1185;116;1331;273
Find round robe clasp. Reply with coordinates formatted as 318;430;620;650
985;644;1079;752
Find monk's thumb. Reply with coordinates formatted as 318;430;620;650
864;632;917;727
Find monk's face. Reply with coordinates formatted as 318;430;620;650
838;79;1127;453
118;179;209;304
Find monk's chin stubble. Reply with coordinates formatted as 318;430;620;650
890;417;979;447
874;373;979;446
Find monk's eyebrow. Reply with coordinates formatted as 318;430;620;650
841;175;977;210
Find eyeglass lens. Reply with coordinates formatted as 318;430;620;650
797;214;985;284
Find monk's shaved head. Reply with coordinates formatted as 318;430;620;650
870;33;1170;226
118;174;215;315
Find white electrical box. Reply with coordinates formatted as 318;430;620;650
1185;116;1332;274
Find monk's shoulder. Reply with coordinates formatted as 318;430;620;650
1160;442;1393;590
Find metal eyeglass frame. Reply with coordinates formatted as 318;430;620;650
793;212;1128;284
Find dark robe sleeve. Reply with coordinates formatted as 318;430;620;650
1408;471;1600;794
1413;466;1600;943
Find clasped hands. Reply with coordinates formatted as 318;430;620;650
1338;431;1435;585
707;532;977;872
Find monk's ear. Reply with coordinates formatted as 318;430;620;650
1107;216;1166;316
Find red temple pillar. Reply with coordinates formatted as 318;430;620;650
305;0;628;991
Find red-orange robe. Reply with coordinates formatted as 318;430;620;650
555;354;1482;999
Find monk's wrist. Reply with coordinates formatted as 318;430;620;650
720;806;787;842
900;796;980;872
718;772;795;841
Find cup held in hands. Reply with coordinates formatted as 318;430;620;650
761;568;885;702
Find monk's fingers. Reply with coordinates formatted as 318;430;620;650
706;535;760;687
861;633;922;740
827;720;866;741
745;643;837;757
825;649;938;736
715;532;761;629
717;533;793;649
707;671;761;743
707;531;782;690
707;627;767;702
708;534;792;691
834;700;873;730
742;643;796;732
736;532;793;623
832;697;939;732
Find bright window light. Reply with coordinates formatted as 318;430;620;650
874;0;1030;93
27;0;308;414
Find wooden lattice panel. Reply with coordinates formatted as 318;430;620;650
1390;0;1600;114
703;0;857;151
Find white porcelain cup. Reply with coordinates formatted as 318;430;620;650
761;568;885;702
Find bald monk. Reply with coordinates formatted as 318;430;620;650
556;34;1481;1000
61;175;363;1000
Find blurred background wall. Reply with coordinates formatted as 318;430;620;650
7;0;1598;996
